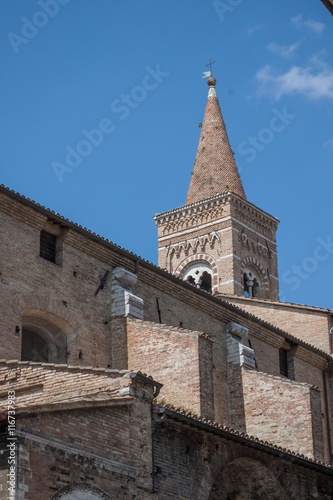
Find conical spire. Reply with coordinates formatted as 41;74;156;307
186;77;246;205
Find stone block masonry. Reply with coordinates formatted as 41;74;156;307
111;267;144;319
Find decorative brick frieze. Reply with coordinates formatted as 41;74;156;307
156;188;279;300
155;193;230;236
169;233;219;259
238;231;274;260
233;197;279;238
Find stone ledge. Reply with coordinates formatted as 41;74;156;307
15;430;137;478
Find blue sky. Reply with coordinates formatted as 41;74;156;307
1;0;333;309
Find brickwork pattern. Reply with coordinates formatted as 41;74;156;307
186;84;246;204
155;193;279;299
241;367;324;460
127;319;214;419
1;185;333;496
227;297;332;353
0;363;134;412
0;363;156;499
0;207;113;367
16;400;152;500
153;417;333;499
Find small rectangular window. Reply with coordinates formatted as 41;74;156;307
40;230;57;263
279;348;289;377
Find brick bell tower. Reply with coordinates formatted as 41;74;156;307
154;75;279;300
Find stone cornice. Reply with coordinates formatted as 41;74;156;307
154;193;230;225
155;192;278;223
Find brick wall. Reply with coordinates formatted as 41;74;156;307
16;405;145;500
153;417;333;499
0;364;155;499
241;367;323;460
132;281;230;422
228;297;332;353
127;319;214;418
0;206;113;367
1;187;333;471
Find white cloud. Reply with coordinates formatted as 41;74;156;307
256;60;333;100
291;14;325;35
324;138;333;149
267;41;301;59
248;24;265;36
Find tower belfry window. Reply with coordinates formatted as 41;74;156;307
181;261;213;293
243;270;261;298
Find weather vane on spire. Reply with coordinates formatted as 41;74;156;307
202;59;216;78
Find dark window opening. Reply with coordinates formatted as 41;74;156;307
40;230;57;263
200;271;212;293
279;348;289;377
244;272;260;298
21;329;49;363
243;273;250;297
187;275;196;285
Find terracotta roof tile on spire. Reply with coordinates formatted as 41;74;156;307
186;77;246;204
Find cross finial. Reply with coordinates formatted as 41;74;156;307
205;59;216;77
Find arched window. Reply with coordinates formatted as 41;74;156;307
181;261;213;293
21;312;67;364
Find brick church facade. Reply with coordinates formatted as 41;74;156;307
0;76;333;499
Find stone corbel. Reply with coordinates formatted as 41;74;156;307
226;321;255;369
111;267;144;319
